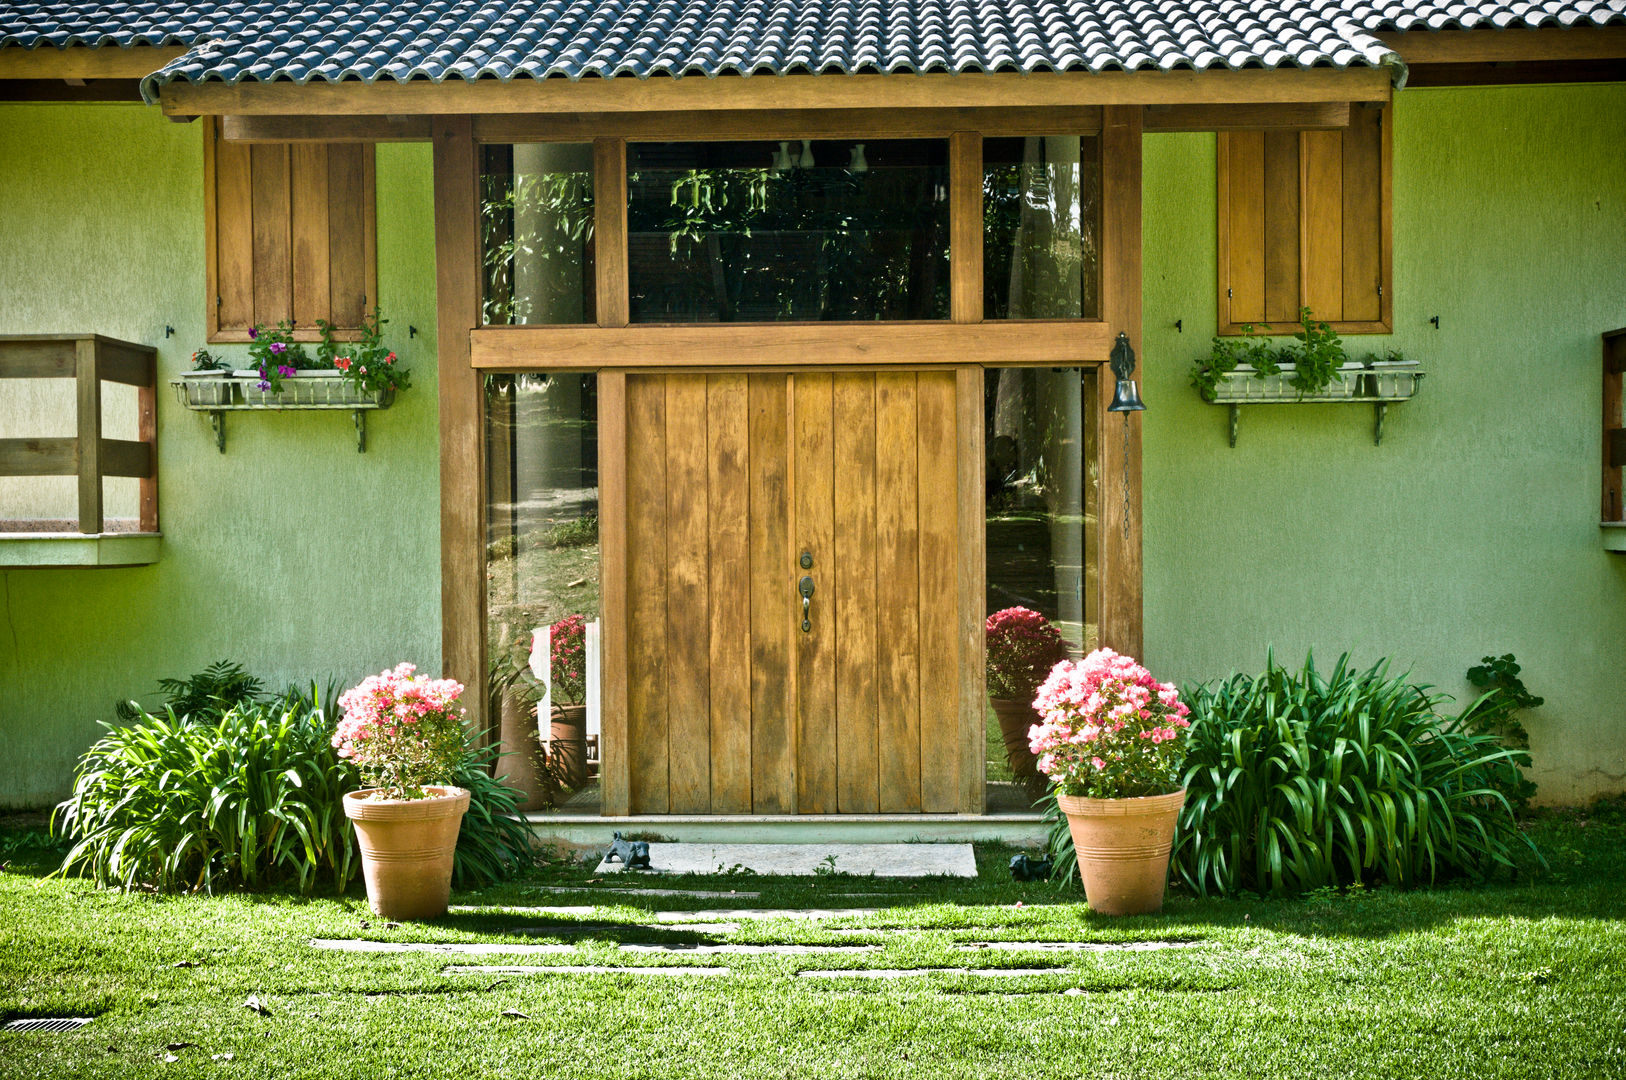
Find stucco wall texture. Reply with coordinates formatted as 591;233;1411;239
0;105;441;807
1;82;1622;808
1142;83;1626;804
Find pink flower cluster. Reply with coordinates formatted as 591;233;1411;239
332;662;464;760
1028;648;1191;799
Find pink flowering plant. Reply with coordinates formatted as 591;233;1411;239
985;606;1071;700
1029;648;1192;799
332;663;469;799
549;614;587;706
317;308;410;397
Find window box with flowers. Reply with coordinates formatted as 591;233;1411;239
171;309;410;452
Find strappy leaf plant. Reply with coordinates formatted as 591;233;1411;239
1170;652;1541;897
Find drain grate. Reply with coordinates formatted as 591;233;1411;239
3;1018;92;1034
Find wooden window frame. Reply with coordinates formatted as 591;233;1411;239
1217;104;1392;336
203;118;378;343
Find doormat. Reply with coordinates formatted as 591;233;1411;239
593;842;977;878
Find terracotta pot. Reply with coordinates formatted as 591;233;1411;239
1057;788;1186;916
343;786;470;920
989;696;1049;804
495;692;552;810
550;703;588;790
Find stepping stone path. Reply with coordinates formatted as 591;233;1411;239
444;965;731;977
313;939;877;956
594;843;978;878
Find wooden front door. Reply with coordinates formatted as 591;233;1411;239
618;368;981;814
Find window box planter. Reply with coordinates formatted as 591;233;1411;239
1204;362;1365;404
178;370;233;407
170;371;398;453
1362;359;1423;399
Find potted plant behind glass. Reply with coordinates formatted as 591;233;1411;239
1031;648;1192;915
547;614;589;791
985;607;1071;805
334;663;471;920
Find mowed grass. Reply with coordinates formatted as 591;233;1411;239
1;810;1623;1080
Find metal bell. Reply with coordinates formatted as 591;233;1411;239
1108;378;1145;413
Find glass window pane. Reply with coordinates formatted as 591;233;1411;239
627;140;950;322
485;372;599;812
983;136;1102;320
480;144;595;325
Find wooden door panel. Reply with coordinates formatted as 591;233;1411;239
832;373;879;814
747;374;795;813
622;368;972;815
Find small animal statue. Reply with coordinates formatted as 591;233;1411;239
1009;853;1053;882
604;831;652;870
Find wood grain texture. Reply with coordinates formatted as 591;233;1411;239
1147;102;1350;132
1098;105;1144;661
916;370;959;812
138;373;157;532
949;132;983;324
1300;129;1344;320
327;144;371;326
470;321;1117;369
1374;27;1626;64
664;374;712;813
211;121;256;337
1262;130;1302;325
290;143;330;328
793;373;838;813
707;373;753;813
626;374;670;813
875;372;922;812
748;373;794;813
833;373;878;813
954;366;986;813
162;67;1392;117
0;438;76;476
598;371;631;814
432;115;488;740
221;115;434;142
0;45;188;79
75;339;100;534
250;143;292;328
1220;132;1264;326
593;138;629;328
1605;331;1625;523
1341;106;1383;323
475;107;1104;142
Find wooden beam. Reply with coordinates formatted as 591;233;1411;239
949;132;983;324
160;67;1393;117
76;338;102;535
592;138;629;328
0;438;76;476
470;322;1116;370
0;45;188;80
138;374;158;533
221;114;434;143
0;79;142;101
955;366;986;813
598;370;630;815
99;439;152;479
433;115;489;736
1097;105;1144;660
1144;102;1351;132
0;338;76;378
1406;59;1626;87
1376;27;1626;64
474;107;1106;142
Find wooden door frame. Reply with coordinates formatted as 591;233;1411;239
433;109;1145;809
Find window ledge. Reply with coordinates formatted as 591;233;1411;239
1604;524;1626;554
0;532;161;567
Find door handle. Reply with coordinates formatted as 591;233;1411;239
798;575;815;633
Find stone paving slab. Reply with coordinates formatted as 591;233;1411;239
457;905;882;923
596;843;977;878
512;922;743;935
532;886;763;899
444;965;730;977
956;940;1205;953
314;939;877;956
797;968;1063;979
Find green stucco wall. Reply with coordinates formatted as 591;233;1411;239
1;83;1622;810
1141;83;1626;803
0;105;441;808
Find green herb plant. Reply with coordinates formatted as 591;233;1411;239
1458;653;1544;813
1287;307;1348;394
1191;324;1287;402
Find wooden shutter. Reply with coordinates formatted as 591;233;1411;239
1218;104;1390;334
204;119;377;342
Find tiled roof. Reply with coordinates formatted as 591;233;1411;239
0;0;1620;101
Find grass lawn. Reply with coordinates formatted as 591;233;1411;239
1;807;1623;1079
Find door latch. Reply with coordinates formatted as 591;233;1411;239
798;575;815;633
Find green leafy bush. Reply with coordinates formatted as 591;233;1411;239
56;695;356;894
1459;653;1543;813
60;674;536;894
114;660;266;723
1170;653;1540;896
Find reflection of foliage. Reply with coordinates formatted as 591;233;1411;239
983;138;1100;320
627;149;949;322
482;167;594;326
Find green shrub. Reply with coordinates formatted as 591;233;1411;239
1459;653;1543;813
1171;653;1541;896
114;659;265;723
60;676;536;894
56;695;357;894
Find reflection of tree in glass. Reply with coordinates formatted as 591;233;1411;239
481;170;594;326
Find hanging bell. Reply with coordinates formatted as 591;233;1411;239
1108;378;1146;413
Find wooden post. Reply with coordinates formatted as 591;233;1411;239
949;132;983;324
598;370;630;815
138;350;158;533
75;337;102;534
1097;106;1145;660
433;116;488;737
593;138;629;328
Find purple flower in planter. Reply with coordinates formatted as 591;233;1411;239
257;379;271;391
277;364;296;378
248;327;259;340
269;341;286;355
